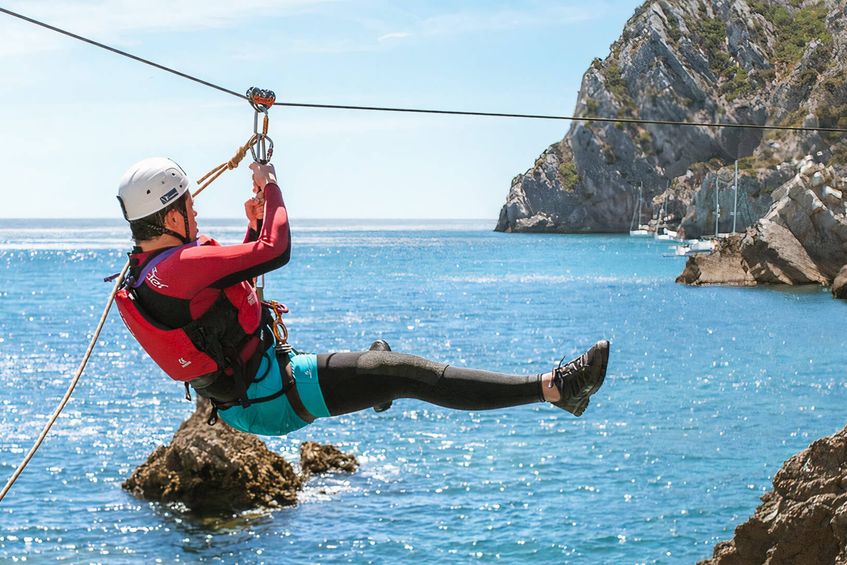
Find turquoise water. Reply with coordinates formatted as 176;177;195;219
0;219;844;563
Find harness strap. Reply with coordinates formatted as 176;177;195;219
274;347;316;424
203;339;316;426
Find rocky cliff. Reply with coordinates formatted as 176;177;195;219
496;0;847;236
678;157;847;288
699;424;847;565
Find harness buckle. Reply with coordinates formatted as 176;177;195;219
263;300;290;345
207;406;218;426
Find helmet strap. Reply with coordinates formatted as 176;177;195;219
178;206;194;244
136;218;192;245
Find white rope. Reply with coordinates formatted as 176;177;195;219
0;260;130;502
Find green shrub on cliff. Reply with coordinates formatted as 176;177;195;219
750;1;831;70
818;104;847;143
721;65;752;101
698;18;732;75
605;61;628;99
558;162;579;190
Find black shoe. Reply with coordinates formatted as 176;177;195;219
551;340;609;417
369;340;393;413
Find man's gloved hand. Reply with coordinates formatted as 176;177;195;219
245;162;276;230
250;162;277;191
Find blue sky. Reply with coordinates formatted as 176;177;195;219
0;0;642;219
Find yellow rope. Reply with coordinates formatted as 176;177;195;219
193;133;258;197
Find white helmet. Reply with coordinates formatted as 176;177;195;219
117;157;191;221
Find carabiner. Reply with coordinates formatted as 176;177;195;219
263;300;290;345
251;110;274;165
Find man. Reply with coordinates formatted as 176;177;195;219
115;157;610;436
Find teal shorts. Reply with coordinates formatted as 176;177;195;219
218;349;331;436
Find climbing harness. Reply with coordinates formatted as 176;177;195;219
263;300;316;425
204;299;315;427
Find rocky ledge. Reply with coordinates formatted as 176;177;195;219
122;398;358;514
700;425;847;564
677;158;847;294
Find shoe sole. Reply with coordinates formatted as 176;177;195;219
584;339;609;398
570;339;610;417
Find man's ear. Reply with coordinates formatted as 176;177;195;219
164;209;182;231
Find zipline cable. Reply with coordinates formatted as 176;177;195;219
0;261;129;503
2;5;846;135
273;101;834;133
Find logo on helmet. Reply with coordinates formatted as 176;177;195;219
160;187;179;205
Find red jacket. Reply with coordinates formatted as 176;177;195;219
116;182;290;382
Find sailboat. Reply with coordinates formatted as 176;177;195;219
629;182;650;236
654;197;679;240
672;161;740;256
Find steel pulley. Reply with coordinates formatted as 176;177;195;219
247;87;275;165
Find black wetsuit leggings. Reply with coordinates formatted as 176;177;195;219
317;351;545;416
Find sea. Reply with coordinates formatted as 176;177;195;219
0;218;844;564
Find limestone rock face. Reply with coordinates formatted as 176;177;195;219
496;0;847;235
123;398;357;514
699;425;847;565
678;160;847;288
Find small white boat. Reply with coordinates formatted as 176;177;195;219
673;239;716;256
654;227;679;241
630;226;650;237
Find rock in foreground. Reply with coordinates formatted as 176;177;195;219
123;398;357;514
700;425;847;565
678;160;847;293
300;441;358;476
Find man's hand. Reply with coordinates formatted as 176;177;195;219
245;192;264;230
246;162;275;230
249;162;277;191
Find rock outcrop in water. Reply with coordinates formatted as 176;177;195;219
122;398;357;514
496;0;847;238
699;425;847;565
677;158;847;289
